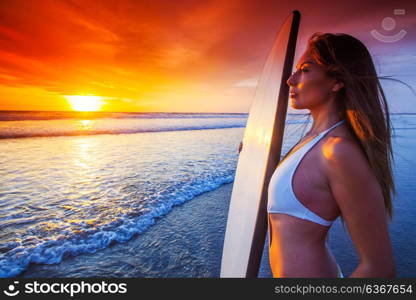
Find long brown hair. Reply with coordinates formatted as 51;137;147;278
306;32;396;222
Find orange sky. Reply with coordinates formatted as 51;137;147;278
0;0;415;113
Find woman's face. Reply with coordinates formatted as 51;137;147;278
286;50;339;110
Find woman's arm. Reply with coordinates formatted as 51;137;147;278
322;137;396;278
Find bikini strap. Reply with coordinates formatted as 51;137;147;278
319;119;345;136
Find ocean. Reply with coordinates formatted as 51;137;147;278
0;111;414;277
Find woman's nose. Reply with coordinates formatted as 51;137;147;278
286;72;295;86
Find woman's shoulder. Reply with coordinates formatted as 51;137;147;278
319;130;370;175
320;124;361;155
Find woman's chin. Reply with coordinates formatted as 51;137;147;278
289;98;302;109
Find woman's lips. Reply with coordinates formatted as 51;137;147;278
289;92;298;98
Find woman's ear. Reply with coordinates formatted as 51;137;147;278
332;80;344;92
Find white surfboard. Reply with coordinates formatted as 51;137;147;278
220;10;301;278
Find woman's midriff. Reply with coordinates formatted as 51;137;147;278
268;213;339;277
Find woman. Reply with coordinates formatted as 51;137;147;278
266;32;396;278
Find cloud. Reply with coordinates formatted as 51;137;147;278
233;77;259;87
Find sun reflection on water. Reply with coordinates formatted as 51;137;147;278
72;138;94;169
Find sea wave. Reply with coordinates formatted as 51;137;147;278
0;111;248;121
0;123;247;139
0;172;235;277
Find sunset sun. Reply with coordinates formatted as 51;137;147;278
65;95;104;112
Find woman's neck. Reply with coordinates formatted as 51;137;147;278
308;101;342;135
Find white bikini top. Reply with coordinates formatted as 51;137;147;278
267;119;345;226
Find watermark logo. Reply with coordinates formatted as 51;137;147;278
2;280;127;297
3;281;20;297
371;9;407;42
